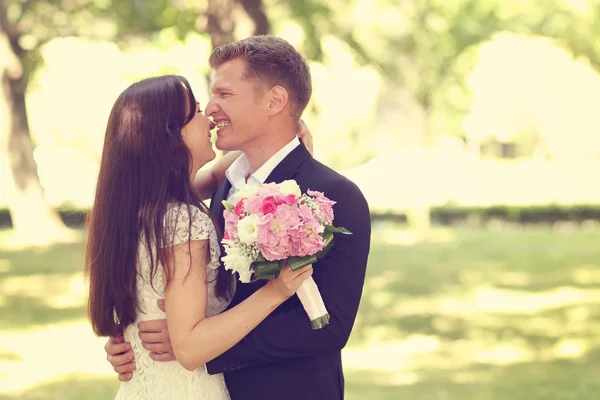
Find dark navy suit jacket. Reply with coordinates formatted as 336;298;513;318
206;143;371;400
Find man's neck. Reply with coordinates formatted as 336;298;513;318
245;129;296;173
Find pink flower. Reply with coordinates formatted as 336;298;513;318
223;183;335;264
276;205;302;231
296;224;325;256
224;210;240;240
259;183;279;199
308;190;336;225
298;205;316;222
301;233;325;256
261;196;277;214
285;194;297;205
244;196;262;215
234;199;245;216
257;214;291;260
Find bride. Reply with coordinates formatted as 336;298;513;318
85;75;313;399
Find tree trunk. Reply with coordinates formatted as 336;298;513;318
239;0;269;35
207;0;236;49
1;19;69;243
405;98;432;238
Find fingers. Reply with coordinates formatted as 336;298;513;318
111;334;125;344
297;119;313;155
113;357;136;374
301;135;313;155
281;264;292;273
150;352;177;362
105;339;132;356
141;341;172;354
137;319;167;333
118;372;133;382
296;119;306;135
280;264;313;279
105;335;136;378
157;299;166;312
137;318;173;358
107;348;134;365
295;266;314;281
138;330;167;343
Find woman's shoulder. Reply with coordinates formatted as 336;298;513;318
164;202;215;243
166;201;212;219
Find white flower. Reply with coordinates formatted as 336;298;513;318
237;268;254;283
233;184;260;204
237;214;260;244
280;180;301;197
221;245;254;283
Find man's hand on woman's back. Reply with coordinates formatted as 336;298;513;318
105;335;135;382
105;299;175;382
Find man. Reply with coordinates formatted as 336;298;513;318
105;35;371;400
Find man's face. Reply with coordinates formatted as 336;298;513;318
205;58;269;152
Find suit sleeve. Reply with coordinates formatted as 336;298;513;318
206;179;371;374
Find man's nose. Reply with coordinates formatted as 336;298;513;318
204;99;218;117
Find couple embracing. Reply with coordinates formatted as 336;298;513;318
86;35;371;400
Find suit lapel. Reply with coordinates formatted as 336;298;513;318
210;178;232;234
264;142;311;184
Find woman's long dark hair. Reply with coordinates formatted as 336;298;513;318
86;75;232;337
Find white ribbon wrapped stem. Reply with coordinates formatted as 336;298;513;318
296;276;330;329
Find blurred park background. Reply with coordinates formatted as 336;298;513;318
2;0;600;398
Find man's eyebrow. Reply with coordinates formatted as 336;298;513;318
210;82;231;92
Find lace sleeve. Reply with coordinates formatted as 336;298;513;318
163;203;213;247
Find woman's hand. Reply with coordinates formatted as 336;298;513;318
266;264;314;301
297;119;313;155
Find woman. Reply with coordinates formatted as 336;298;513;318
86;75;313;399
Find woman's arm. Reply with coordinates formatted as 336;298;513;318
163;239;312;371
194;151;242;200
193;119;313;200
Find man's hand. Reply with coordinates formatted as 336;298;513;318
138;299;176;362
105;335;136;382
297;119;313;155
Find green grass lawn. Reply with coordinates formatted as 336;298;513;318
1;225;600;399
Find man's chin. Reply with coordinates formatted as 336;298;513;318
215;139;236;152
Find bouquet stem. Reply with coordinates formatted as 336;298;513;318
296;276;330;330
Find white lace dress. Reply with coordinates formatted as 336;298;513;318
115;203;231;400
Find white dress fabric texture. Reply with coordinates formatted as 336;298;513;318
115;203;231;400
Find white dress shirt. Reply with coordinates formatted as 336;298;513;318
225;137;300;202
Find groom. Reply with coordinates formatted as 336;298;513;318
106;35;371;400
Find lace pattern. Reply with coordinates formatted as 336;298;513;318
115;203;230;400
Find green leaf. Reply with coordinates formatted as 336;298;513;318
316;233;335;260
325;225;353;235
310;313;331;330
222;200;234;212
251;261;281;280
287;256;317;271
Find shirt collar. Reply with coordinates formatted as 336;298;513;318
225;136;301;190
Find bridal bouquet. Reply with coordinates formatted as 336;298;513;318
220;180;351;329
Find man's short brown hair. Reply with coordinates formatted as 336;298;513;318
209;35;312;119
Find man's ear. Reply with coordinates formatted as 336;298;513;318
267;86;289;116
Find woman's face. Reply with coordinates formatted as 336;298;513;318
181;101;216;179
